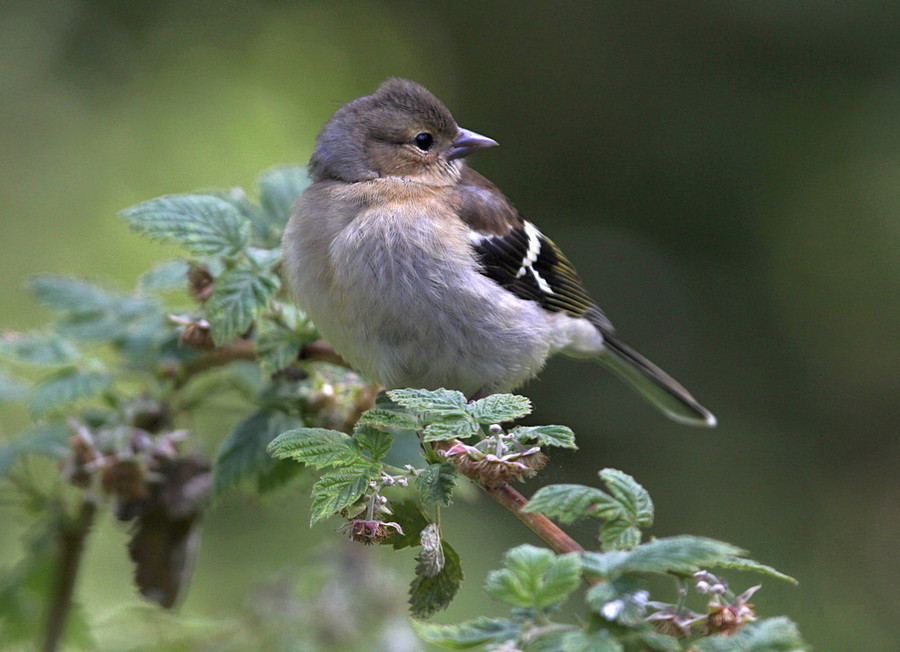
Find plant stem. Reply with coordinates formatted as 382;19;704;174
43;497;97;652
483;483;584;554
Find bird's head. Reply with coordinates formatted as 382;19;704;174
309;78;498;184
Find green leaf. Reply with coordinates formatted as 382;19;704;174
138;259;190;292
468;394;532;424
385;500;431;550
485;545;582;610
213;409;301;495
353;424;393;461
258;165;310;233
422;416;479;442
28;368;113;416
387;388;467;416
0;331;81;366
409;539;463;618
356;407;419;431
562;629;623;652
309;463;381;525
692;617;807;651
600;468;654;528
581;536;743;580
121;194;250;257
267;427;361;469
584;578;649;626
600;517;643;552
522;484;619;523
27;275;112;313
510;425;577;450
205;263;280;345
0;422;71;478
256;320;303;375
714;556;798;584
412;617;520;649
416;463;456;507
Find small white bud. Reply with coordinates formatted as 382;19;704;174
489;424;503;436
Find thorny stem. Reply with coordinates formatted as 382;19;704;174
43;497;97;652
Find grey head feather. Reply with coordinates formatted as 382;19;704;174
308;78;459;183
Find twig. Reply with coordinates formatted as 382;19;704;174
43;497;97;652
482;482;584;554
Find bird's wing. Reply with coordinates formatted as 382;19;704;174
453;168;614;332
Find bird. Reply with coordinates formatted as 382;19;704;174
282;78;715;427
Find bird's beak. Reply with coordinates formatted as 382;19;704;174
447;128;499;160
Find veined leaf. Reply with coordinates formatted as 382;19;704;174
485;545;581;610
522;484;619;523
256;319;303;375
715;556;798;584
409;539;462;618
510;425;577;450
121;194;250;256
422;416;479;442
600;468;654;528
258;165;309;238
387;388;467;415
309;464;381;525
205;263;280;345
416;463;456;507
267;427;361;469
415;523;445;577
138;259;190;293
353;424;393;461
357;407;419;431
468;394;531;424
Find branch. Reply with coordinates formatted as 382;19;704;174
43;497;97;652
482;483;584;554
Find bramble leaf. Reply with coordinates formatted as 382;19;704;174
205;263;280;345
485;545;581;610
510;424;577;449
256;319;304;375
600;468;654;528
387;388;467;416
29;368;113;416
412;617;521;649
693;616;807;651
121;194;250;256
353;424;393;461
714;556;798;584
416;463;456;507
309;463;381;525
409;539;463;619
422;416;479;442
468;394;531;424
258;165;310;236
267;427;361;469
522;484;619;523
357;407;419;431
137;259;190;293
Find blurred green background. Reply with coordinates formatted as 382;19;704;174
2;1;899;650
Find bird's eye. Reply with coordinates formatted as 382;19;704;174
413;132;434;151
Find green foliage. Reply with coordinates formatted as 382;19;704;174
484;545;581;610
0;164;807;651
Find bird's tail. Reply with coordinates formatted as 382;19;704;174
598;335;716;427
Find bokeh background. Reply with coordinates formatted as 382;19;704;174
2;1;899;650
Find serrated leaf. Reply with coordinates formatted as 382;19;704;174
416;463;456;507
422;416;479;442
600;517;643;552
353;424;393;461
692;617;807;651
258;165;309;234
256;320;303;375
415;523;445;577
28;368;113;416
267;428;361;469
615;536;743;576
584;578;649;626
121;194;250;256
0;332;81;366
0;422;71;478
579;550;631;580
522;484;619;523
510;425;577;449
562;629;623;652
205;264;280;345
600;468;654;527
213;409;301;495
409;539;462;618
713;556;797;584
309;464;381;525
27;275;112;313
387;388;467;415
485;545;582;610
356;407;419;431
468;394;531;424
137;259;190;292
412;617;521;649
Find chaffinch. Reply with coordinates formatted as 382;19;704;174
282;78;715;426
